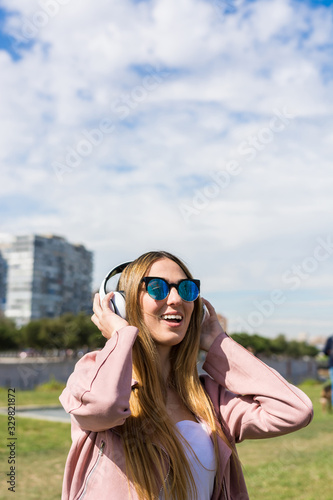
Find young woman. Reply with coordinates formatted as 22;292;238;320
59;251;313;500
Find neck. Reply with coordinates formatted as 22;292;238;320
155;343;172;382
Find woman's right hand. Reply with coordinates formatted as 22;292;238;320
199;298;225;352
91;292;129;340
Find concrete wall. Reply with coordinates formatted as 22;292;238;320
0;355;318;391
198;354;318;385
257;355;318;385
0;359;77;390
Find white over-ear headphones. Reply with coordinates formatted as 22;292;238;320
99;262;132;319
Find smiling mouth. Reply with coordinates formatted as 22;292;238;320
160;314;183;324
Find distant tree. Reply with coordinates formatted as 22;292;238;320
294;341;318;358
62;313;102;349
20;320;43;349
2;314;320;358
270;334;288;355
0;317;20;350
230;332;271;355
230;332;253;349
19;313;101;350
250;334;271;355
286;340;303;358
230;331;318;358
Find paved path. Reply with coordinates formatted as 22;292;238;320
0;405;71;423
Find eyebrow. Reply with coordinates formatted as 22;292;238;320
145;276;188;284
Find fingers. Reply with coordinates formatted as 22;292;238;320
201;297;216;316
101;291;114;308
91;292;121;340
91;313;100;328
92;292;103;314
91;292;112;329
93;292;114;313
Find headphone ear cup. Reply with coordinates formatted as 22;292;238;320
99;262;131;319
201;304;209;325
99;283;127;319
110;291;126;319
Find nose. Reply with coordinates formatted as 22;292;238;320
166;285;182;305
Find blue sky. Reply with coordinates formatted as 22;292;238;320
0;0;333;341
0;8;18;58
0;7;34;59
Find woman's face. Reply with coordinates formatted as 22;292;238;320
140;258;195;347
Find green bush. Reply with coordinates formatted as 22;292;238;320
35;377;66;392
230;332;319;358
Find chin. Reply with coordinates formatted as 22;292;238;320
154;331;187;347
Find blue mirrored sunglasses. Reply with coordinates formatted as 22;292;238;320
141;277;200;302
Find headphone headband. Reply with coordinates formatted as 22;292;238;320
101;261;132;295
99;261;132;318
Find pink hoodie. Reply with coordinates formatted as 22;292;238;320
59;327;313;499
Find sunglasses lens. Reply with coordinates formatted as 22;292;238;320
146;278;169;300
178;280;200;302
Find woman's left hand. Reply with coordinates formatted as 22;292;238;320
199;298;225;352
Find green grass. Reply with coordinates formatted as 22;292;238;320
237;383;332;499
0;383;69;500
0;382;332;499
0;382;65;408
0;416;70;500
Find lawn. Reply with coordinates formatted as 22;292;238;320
0;384;69;500
0;380;66;408
0;382;331;499
237;383;332;500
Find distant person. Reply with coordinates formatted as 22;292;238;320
324;334;333;406
59;251;313;500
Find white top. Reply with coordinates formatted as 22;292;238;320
160;420;216;499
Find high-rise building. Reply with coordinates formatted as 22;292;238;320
0;234;93;326
0;250;7;314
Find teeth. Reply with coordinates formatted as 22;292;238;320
161;315;182;320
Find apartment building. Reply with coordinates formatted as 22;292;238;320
0;251;7;313
0;234;93;326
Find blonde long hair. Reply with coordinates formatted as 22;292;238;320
117;251;231;499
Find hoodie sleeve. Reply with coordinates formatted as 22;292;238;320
202;332;313;443
59;326;138;432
